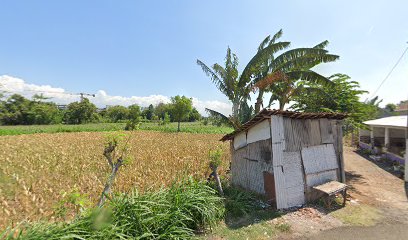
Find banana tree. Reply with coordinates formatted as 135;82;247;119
197;40;289;129
252;38;339;110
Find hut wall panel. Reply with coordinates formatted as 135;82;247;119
271;115;288;209
246;160;265;194
233;131;247;150
247;120;271;144
292;119;311;147
245;139;273;194
309;119;322;146
231;146;249;189
282;152;305;196
301;144;338;175
286;185;306;207
320;118;334;143
284;118;301;152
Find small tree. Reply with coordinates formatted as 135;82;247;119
128;104;141;120
97;132;132;207
64;98;97;124
170;95;193;132
106;105;129;122
208;148;224;196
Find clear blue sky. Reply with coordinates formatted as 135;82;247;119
0;0;407;111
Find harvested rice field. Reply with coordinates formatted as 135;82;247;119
0;131;230;228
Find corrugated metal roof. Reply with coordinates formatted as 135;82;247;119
221;108;348;141
363;115;407;128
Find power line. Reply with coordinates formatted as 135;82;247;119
369;44;408;99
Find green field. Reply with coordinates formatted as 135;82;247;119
0;121;233;136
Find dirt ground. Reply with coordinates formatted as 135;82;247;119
288;146;408;239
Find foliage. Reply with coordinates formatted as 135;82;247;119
291;74;379;130
252;31;339;111
141;104;155;120
0;94;62;125
223;184;259;218
385;103;397;112
105;105;130;122
169;95;193;131
209;148;223;169
197;30;338;128
53;188;91;220
128;104;141;120
3;179;224;240
63;98;97;124
188;107;201;122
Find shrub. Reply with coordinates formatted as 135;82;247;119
3;179;224;240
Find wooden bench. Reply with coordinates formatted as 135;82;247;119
313;181;347;208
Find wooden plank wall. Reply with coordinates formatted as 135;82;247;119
271;115;288;209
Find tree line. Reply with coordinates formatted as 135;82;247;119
0;93;202;128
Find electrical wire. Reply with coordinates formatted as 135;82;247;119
369;45;408;99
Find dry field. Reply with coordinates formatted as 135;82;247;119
0;131;230;228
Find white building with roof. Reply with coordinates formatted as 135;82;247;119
359;115;407;181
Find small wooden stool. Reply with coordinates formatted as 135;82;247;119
313;181;347;208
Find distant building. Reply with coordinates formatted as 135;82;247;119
359;115;407;164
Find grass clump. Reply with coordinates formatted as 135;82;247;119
2;178;224;240
223;184;260;218
330;204;381;226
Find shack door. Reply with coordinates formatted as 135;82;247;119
263;171;276;207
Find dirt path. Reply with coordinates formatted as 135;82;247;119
343;147;408;224
293;147;408;239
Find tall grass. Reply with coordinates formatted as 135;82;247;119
2;179;224;240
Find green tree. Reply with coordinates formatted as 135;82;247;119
188;107;202;122
154;102;171;120
385;103;397;112
27;102;62;124
142;104;155;120
1;94;31;125
64;98;97;124
169;95;193;131
291;74;378;130
106;105;130;122
128;104;141;120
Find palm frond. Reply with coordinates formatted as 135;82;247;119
205;108;241;129
285;70;334;87
313;40;329;49
258;35;271;51
270;29;283;44
272;48;328;69
273;51;339;72
252;71;288;92
240;41;290;87
197;60;230;98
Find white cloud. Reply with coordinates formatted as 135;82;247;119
0;75;231;116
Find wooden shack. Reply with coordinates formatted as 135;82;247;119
221;109;347;209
